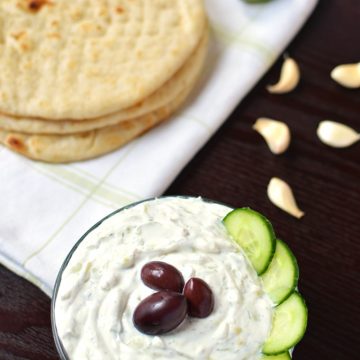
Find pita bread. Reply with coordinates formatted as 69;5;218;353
0;0;206;119
0;66;201;163
0;31;208;134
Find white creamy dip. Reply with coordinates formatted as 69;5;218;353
55;197;273;360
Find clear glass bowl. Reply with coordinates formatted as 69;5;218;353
51;196;297;359
51;196;230;359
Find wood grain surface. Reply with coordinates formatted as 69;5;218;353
0;0;359;359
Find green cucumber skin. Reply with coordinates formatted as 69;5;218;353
223;208;307;356
263;292;308;355
223;208;276;275
277;240;299;304
261;352;291;360
261;239;299;305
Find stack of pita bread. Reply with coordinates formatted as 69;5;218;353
0;0;208;163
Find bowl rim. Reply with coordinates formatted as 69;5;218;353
51;195;231;359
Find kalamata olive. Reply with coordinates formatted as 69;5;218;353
184;278;214;318
141;261;184;292
133;291;187;335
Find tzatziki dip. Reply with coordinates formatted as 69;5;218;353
54;197;273;359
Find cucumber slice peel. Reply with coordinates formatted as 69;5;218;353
263;292;308;355
261;239;299;305
223;208;276;274
261;352;291;360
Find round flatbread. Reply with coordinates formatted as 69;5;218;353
0;57;203;163
0;31;208;134
0;0;206;119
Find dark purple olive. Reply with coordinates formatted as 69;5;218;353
141;261;184;293
133;291;187;335
183;278;214;318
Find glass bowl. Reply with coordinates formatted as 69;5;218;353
51;196;297;359
51;196;230;359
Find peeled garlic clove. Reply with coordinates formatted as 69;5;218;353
317;121;359;148
267;57;300;94
331;63;360;88
267;177;305;219
253;118;291;154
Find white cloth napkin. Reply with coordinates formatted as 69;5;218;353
0;0;317;296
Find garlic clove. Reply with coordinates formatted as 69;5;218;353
253;118;291;154
267;57;300;94
330;63;360;89
267;177;305;219
317;121;359;148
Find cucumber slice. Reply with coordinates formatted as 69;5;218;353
261;352;291;360
261;239;299;305
223;208;276;274
263;292;308;355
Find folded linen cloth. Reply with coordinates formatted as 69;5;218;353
0;0;317;296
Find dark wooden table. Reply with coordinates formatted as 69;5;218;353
1;1;359;359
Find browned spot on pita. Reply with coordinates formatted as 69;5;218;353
115;6;125;14
6;135;25;151
27;0;52;13
11;31;27;41
21;43;31;51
